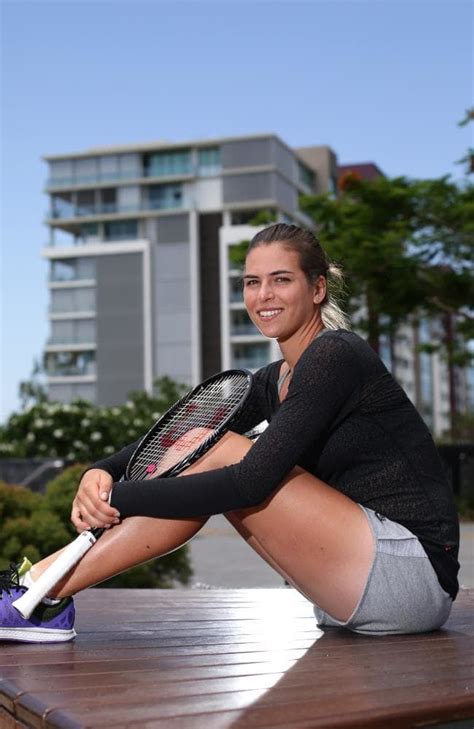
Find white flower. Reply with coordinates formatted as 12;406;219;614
152;412;161;420
104;445;115;454
133;419;143;427
90;431;102;441
111;407;120;416
53;429;64;438
26;433;36;442
73;440;84;449
34;418;45;428
125;401;134;410
81;419;90;427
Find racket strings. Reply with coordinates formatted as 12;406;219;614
128;374;248;480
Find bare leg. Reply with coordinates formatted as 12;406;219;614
34;516;207;598
195;433;374;622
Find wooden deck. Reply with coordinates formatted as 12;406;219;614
0;588;472;729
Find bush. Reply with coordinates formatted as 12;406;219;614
0;466;192;588
0;377;188;462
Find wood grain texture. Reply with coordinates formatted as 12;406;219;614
0;588;472;729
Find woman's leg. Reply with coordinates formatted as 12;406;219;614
187;432;375;622
34;516;208;597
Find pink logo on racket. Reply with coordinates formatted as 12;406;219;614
146;464;157;474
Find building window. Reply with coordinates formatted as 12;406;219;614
147;184;183;210
298;162;315;190
51;192;74;219
104;219;138;240
231;342;270;370
230;310;258;336
46;351;96;377
145;150;191;178
198;147;221;176
99;188;117;214
229;276;244;303
75;190;96;217
46;352;96;377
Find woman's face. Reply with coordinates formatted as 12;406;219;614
243;242;325;343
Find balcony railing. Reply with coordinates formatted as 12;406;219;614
46;362;96;377
230;324;259;336
48;197;187;220
46;337;96;346
46;163;219;189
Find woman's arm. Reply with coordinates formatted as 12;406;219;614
109;334;366;519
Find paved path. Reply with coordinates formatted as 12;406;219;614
187;515;474;589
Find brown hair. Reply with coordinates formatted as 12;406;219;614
246;223;350;330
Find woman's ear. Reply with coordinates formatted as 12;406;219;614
313;276;327;304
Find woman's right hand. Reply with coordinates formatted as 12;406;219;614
71;468;121;532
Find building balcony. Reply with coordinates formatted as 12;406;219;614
46;362;96;377
45;338;96;349
47;196;188;221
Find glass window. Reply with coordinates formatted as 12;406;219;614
229;276;244;303
298;162;315;190
104;219;138;240
147;184;183;210
231;342;270;370
230;310;258;336
198;147;221;176
51;192;74;219
76;190;96;217
100;188;117;214
145;150;191;178
75;157;98;184
46;351;96;376
51;260;76;282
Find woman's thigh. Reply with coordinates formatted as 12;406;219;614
188;432;375;622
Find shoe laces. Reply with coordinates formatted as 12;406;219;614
0;564;20;597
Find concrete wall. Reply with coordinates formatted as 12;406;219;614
96;252;145;404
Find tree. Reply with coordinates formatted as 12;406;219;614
301;176;425;353
301;175;473;434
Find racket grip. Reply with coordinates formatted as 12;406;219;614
12;530;98;619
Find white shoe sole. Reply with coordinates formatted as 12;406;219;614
0;627;76;642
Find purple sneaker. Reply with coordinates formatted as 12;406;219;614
0;564;76;643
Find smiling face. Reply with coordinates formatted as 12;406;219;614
243;242;326;345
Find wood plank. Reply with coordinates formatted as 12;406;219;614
0;588;472;729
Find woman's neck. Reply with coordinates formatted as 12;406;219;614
279;319;326;371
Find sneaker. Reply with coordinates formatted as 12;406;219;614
0;564;76;643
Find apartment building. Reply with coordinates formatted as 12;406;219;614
42;134;470;437
42;134;338;407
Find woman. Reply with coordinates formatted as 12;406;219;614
0;224;459;642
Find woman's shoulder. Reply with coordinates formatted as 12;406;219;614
301;329;383;373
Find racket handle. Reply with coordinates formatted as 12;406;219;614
12;530;98;619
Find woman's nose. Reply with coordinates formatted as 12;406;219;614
258;283;274;301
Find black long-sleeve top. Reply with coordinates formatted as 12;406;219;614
91;330;460;599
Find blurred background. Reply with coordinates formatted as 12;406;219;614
0;0;472;588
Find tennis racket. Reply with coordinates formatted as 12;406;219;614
13;369;253;618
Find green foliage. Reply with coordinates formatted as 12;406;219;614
248;209;277;226
0;466;192;588
228;240;250;270
300;175;474;355
0;376;188;461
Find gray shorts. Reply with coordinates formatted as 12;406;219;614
313;505;453;636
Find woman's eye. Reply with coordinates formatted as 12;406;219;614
275;277;291;283
244;279;258;287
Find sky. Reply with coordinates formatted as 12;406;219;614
0;0;472;423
